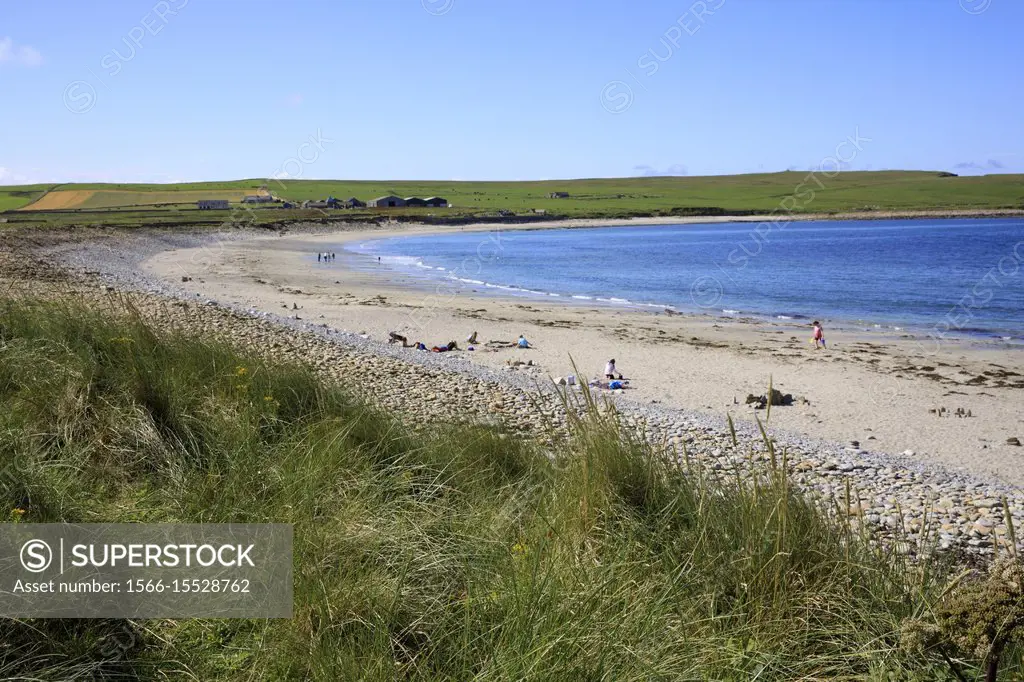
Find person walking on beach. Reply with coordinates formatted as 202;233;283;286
318;252;322;262
812;321;826;349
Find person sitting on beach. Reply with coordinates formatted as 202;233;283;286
466;331;479;345
605;359;623;380
517;334;530;349
812;321;826;349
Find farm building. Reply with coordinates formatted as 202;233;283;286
424;197;449;208
303;197;343;209
368;195;406;208
241;195;275;204
549;191;570;199
345;197;366;208
197;199;229;210
404;197;428;208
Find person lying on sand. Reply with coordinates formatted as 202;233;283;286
485;340;518;348
431;341;459;353
590;379;630;390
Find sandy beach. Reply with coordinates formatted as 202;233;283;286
139;219;1024;487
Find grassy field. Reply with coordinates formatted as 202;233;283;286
2;293;1023;679
19;184;268;211
73;189;260;210
3;171;1022;228
262;171;1024;215
0;185;54;212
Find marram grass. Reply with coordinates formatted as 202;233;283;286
0;294;1021;680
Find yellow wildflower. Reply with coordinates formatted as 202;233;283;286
235;366;248;377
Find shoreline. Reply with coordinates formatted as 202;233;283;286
295;206;1024;236
339;247;1024;351
124;222;1024;486
422;207;1024;229
311;214;1024;348
8;224;1024;559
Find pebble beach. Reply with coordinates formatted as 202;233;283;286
6;223;1024;563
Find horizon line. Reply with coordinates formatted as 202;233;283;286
5;168;1022;189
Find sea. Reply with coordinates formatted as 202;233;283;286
341;218;1024;343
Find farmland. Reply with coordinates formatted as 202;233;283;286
261;171;1024;215
0;185;52;212
24;189;260;211
3;171;1022;229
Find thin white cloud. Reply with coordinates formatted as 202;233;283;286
633;163;688;177
0;167;35;184
0;37;43;67
953;159;1005;171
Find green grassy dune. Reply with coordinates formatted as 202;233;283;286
2;294;1022;679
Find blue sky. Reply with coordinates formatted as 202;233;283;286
1;0;1021;183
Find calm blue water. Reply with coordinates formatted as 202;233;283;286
344;218;1024;341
